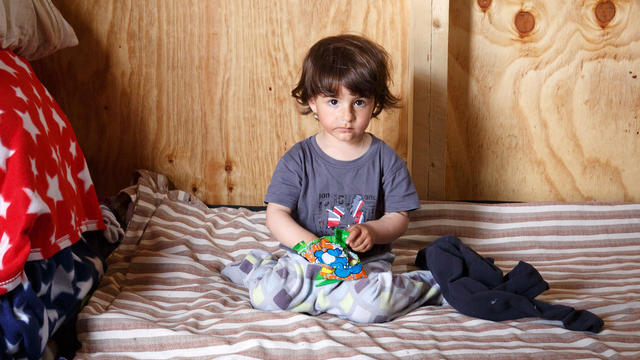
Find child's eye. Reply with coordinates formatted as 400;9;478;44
329;99;339;106
354;99;366;107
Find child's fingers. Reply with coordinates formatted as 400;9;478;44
349;227;369;249
347;226;372;252
352;239;372;252
346;226;361;245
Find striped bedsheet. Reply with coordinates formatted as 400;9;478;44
75;171;640;359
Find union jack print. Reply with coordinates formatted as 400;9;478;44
327;206;345;227
351;195;365;224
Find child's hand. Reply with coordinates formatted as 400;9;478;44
345;224;376;253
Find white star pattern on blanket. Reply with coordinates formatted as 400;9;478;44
23;188;51;215
0;59;18;76
13;86;29;103
32;85;41;101
50;146;59;164
51;108;66;133
46;174;64;203
51;265;75;300
12;55;32;76
0;233;11;270
78;162;93;192
17;109;41;142
0;140;16;172
13;300;31;324
0;195;10;218
65;164;76;192
37;107;49;133
69;140;77;158
0;49;105;294
30;157;38;177
38;311;49;355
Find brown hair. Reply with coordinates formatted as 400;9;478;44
291;34;399;117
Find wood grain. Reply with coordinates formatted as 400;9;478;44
33;0;640;203
409;0;449;200
427;0;449;200
447;0;640;201
409;0;431;199
33;0;414;205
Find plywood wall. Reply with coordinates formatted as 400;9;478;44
33;0;422;205
33;0;640;204
446;0;640;201
409;0;449;201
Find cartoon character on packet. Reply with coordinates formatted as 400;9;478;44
293;228;367;286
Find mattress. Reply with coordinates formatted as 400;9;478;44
75;170;640;359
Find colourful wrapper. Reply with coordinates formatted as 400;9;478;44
293;228;367;286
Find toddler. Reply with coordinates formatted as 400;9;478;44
223;34;442;323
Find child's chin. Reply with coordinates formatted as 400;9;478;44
333;132;360;142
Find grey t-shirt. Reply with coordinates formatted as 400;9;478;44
265;134;419;255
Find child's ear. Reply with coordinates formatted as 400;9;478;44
308;98;318;114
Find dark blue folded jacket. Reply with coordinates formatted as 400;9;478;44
416;235;603;333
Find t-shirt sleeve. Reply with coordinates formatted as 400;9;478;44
381;147;420;213
264;146;303;210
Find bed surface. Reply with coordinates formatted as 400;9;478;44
75;170;640;359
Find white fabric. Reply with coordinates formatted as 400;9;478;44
0;0;77;60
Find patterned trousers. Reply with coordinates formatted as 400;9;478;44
223;250;442;323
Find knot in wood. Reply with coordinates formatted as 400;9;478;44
477;0;492;12
514;11;535;36
595;1;616;28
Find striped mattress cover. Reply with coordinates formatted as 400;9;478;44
75;170;640;359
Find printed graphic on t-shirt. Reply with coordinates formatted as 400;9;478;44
316;193;376;235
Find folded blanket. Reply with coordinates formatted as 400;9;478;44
0;49;104;295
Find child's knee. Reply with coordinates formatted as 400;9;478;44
335;284;398;323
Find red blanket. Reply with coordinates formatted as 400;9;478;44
0;49;104;294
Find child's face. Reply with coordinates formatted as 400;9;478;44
308;86;374;145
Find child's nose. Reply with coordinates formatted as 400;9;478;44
342;106;356;123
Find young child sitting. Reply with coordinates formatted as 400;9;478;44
222;34;442;323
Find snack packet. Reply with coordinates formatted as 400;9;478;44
293;228;367;286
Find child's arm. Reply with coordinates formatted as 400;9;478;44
265;202;318;249
346;211;410;253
